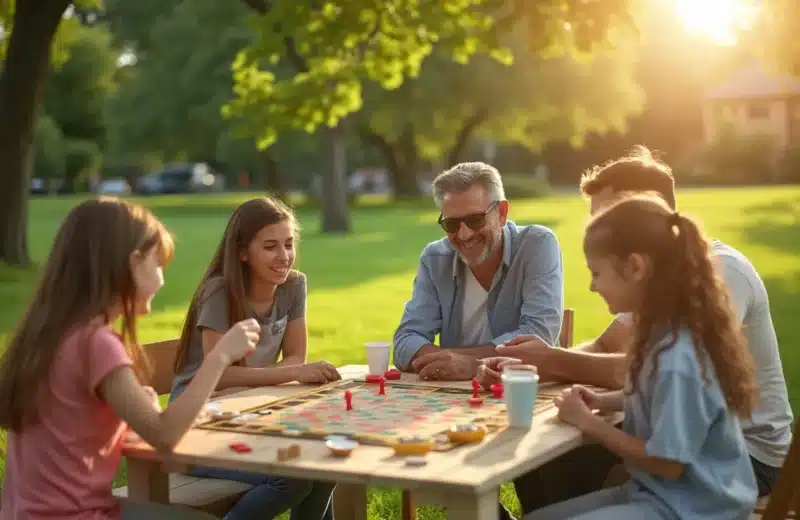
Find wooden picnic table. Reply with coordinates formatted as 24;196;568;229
123;364;623;520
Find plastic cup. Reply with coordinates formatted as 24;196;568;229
501;364;539;428
365;342;390;375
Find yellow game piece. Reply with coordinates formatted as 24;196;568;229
391;435;433;456
446;424;487;444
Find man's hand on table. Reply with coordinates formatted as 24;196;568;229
412;350;481;381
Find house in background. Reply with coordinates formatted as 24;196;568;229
702;61;800;150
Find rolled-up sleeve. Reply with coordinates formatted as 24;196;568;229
492;229;563;346
393;252;442;370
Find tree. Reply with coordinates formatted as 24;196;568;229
229;0;640;231
0;0;74;266
356;25;643;195
44;22;117;146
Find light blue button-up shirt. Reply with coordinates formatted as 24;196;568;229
392;220;564;370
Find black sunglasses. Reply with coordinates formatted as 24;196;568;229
438;201;499;234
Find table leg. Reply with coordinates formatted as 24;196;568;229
332;483;367;520
126;458;170;505
413;486;499;520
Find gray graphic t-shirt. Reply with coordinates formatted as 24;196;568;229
170;273;307;398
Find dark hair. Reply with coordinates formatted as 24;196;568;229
174;197;299;371
584;193;757;418
580;146;677;210
0;197;174;431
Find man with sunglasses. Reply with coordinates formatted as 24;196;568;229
393;161;564;384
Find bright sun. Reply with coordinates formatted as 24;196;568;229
671;0;760;46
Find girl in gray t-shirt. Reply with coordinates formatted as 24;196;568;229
526;195;759;520
170;197;339;520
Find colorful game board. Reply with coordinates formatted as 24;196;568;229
197;379;558;451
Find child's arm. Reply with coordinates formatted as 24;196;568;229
201;329;299;388
596;390;625;412
580;414;686;479
273;317;307;367
101;320;258;451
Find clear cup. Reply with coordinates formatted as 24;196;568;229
365;341;390;375
501;364;539;428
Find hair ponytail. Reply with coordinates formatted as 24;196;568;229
670;212;758;417
586;195;758;418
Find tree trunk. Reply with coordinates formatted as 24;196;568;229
0;0;71;266
359;127;419;198
444;107;490;167
261;150;287;201
320;124;350;233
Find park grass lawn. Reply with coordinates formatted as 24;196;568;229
0;186;798;518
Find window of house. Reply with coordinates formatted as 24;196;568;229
748;102;770;120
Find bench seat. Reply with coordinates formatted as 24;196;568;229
113;472;252;518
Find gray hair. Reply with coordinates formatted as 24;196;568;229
431;162;505;208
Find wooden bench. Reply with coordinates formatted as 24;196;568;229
112;339;252;517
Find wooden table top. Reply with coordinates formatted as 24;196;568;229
123;365;622;494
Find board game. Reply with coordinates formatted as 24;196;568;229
197;379;558;452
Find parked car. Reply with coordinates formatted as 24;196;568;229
98;178;132;195
136;163;219;194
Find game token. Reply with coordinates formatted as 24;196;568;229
490;383;503;398
365;374;383;383
384;369;401;380
405;456;427;466
229;442;252;453
257;409;273;415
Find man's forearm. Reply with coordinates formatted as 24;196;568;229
408;343;498;369
537;347;626;389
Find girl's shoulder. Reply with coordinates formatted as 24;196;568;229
200;276;227;299
282;270;307;292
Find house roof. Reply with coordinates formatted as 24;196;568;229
705;61;800;101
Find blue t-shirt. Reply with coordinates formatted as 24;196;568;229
623;328;758;520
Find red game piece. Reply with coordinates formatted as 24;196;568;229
365;374;383;383
468;396;484;406
384;369;401;380
490;383;503;398
344;390;353;411
229;442;251;453
378;377;386;395
471;378;481;398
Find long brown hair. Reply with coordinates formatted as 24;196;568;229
0;197;174;432
174;197;299;371
584;193;758;417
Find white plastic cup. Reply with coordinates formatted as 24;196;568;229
501;364;539;428
365;341;390;375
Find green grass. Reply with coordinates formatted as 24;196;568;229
1;187;799;518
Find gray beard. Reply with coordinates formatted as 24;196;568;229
458;243;490;266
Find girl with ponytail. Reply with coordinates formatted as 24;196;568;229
526;193;759;520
